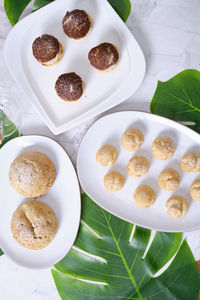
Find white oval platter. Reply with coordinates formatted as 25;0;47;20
0;135;80;269
77;111;200;232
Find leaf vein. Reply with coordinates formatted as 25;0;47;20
117;223;125;243
130;248;140;272
167;92;200;112
102;210;144;299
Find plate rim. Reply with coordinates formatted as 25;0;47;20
4;0;146;135
77;110;200;233
0;134;81;269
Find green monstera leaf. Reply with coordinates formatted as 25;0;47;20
150;69;200;134
4;0;31;26
108;0;131;22
0;111;21;149
4;0;131;25
52;194;200;300
0;110;20;255
33;0;131;22
32;0;53;12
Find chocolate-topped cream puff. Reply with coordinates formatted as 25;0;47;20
88;42;119;71
55;72;83;101
62;9;91;39
32;34;63;66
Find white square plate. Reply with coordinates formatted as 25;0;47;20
4;0;146;135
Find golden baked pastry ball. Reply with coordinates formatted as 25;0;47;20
11;201;57;250
121;129;144;151
190;179;200;201
9;152;56;198
166;196;188;219
96;145;117;166
127;156;150;178
104;171;125;192
180;152;200;172
134;185;156;208
158;168;180;191
152;136;175;160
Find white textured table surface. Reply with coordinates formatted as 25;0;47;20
0;0;200;299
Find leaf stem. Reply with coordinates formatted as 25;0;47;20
102;210;145;300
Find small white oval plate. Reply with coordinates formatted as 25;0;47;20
77;111;200;232
0;135;80;269
4;0;145;135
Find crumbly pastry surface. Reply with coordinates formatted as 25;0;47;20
134;185;156;208
104;171;125;192
88;43;119;71
32;34;63;65
43;43;63;66
121;129;144;151
152;136;175;160
180;152;200;172
190;179;200;201
9;152;56;198
96;145;118;167
127;156;150;178
11;201;57;250
158;168;180;191
166;196;188;219
55;72;83;101
62;9;91;39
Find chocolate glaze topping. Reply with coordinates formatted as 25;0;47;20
32;34;60;63
55;73;83;101
62;9;90;39
88;42;119;71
